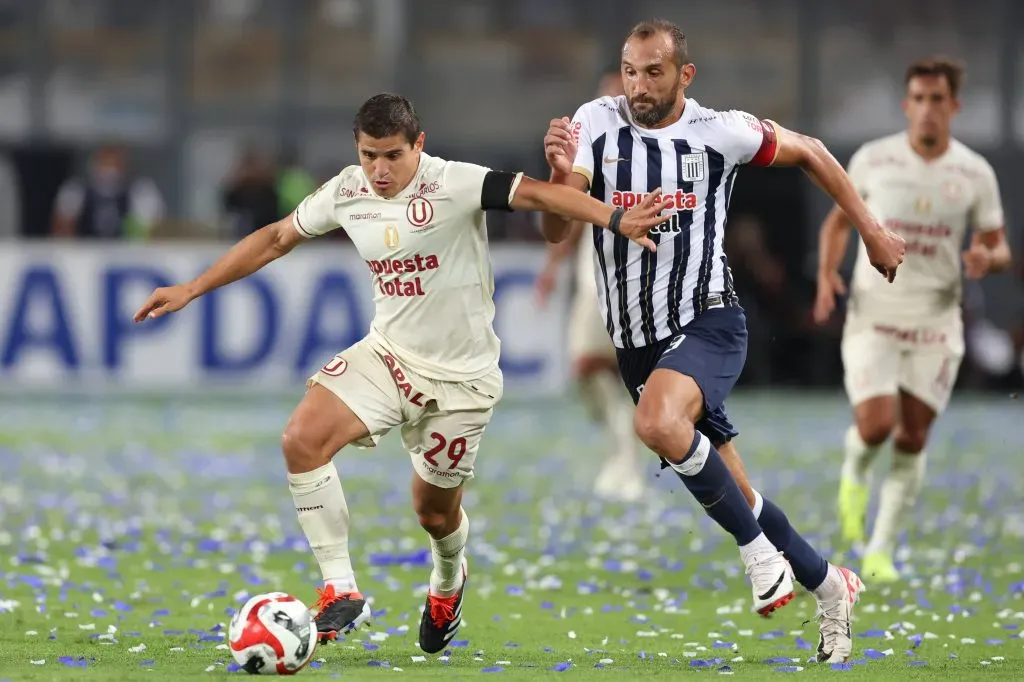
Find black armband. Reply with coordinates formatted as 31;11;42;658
607;207;625;235
480;171;519;211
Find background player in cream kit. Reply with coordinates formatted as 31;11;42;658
133;93;668;654
535;66;645;503
814;58;1013;583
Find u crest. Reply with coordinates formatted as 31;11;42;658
407;197;434;228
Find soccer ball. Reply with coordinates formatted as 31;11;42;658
228;592;317;675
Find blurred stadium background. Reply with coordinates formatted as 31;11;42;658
0;0;1022;396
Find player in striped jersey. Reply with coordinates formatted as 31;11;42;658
539;20;905;663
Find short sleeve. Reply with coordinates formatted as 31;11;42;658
444;161;492;212
717;110;780;167
971;160;1004;232
293;174;342;238
845;146;871;198
570;104;595;185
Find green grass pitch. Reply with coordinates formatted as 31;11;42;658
1;391;1022;680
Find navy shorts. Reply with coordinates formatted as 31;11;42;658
616;305;748;445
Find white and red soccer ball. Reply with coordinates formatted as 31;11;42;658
228;592;317;675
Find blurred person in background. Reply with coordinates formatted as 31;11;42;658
51;143;164;240
814;58;1012;583
0;150;20;238
221;144;280;239
276;144;318;217
535;65;643;503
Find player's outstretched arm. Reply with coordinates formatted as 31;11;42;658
132;215;303;322
511;176;667;252
770;125;905;282
812;205;852;324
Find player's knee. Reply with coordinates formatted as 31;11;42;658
892;426;927;455
856;420;893;447
634;405;693;463
281;421;330;473
416;510;451;537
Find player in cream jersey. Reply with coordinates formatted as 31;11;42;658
133;93;668;654
294;153;504;383
815;58;1012;582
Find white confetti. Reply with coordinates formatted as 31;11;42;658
205;665;216;672
130;644;147;653
962;638;977;644
78;623;96;631
599;658;614;664
410;656;426;663
568;631;577;639
31;659;45;665
25;630;38;636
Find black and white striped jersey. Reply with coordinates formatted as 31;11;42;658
570;95;780;349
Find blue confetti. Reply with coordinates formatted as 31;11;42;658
909;661;928;667
831;662;852;671
775;666;801;672
549;662;572;672
139;660;155;667
864;649;886;660
482;667;504;673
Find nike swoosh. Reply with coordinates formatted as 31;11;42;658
603;157;627;164
757;571;787;601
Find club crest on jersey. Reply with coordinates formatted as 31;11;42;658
914;196;931;215
680;152;706;182
384;224;400;250
407;196;434;229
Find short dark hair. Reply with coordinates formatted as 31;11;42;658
625;19;690;68
905;57;965;98
353;93;422;146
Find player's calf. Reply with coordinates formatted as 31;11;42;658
635;373;794;615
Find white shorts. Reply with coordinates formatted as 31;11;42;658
841;314;964;414
567;287;616;361
307;338;502;489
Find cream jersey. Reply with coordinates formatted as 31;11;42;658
847;133;1004;324
293;153;522;382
